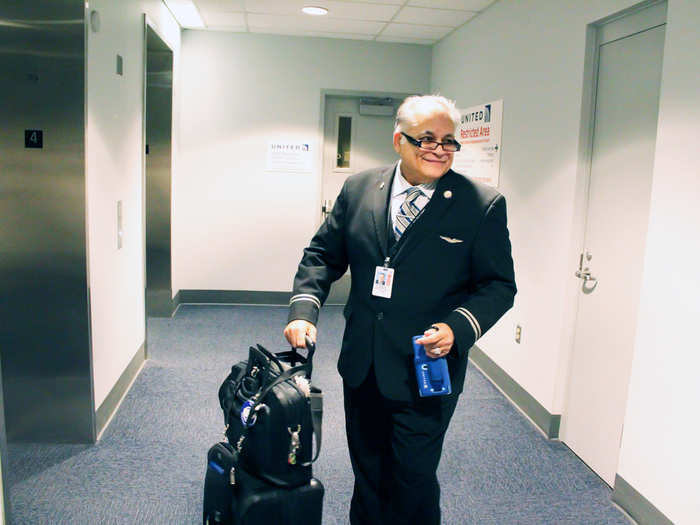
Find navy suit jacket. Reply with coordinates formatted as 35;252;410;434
288;164;516;402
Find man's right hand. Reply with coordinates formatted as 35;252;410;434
284;320;317;348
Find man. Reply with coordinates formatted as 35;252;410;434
284;95;516;525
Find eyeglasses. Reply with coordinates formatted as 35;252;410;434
400;132;461;152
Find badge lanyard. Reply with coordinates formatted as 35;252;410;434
374;181;430;299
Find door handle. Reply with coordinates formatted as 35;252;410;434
575;251;597;283
575;269;597;282
321;199;333;220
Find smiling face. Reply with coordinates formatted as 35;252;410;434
393;112;457;185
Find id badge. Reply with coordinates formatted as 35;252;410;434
372;266;394;298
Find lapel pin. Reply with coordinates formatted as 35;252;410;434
380;182;385;190
443;190;453;199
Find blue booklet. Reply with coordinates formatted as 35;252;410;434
412;335;452;397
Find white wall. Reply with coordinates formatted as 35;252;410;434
432;0;698;522
86;0;180;409
431;0;646;416
175;32;431;293
617;1;700;523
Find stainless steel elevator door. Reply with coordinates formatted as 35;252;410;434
0;2;93;442
145;25;173;317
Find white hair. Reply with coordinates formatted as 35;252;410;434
394;95;460;135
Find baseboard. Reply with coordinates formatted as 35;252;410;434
612;475;674;525
176;290;292;306
95;343;146;439
146;288;178;318
172;290;181;313
468;345;561;439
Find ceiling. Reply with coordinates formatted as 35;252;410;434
192;0;498;45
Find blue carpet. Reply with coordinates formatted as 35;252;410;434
6;305;633;524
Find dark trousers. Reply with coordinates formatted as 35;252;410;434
343;368;460;525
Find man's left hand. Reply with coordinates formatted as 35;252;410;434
416;323;454;358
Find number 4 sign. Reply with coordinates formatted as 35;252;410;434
25;129;43;149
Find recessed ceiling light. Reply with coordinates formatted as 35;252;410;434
302;6;329;16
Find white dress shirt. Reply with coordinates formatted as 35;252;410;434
389;161;436;235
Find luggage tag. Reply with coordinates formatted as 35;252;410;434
240;400;258;427
412;335;452;397
288;425;301;465
240;399;268;428
372;257;394;299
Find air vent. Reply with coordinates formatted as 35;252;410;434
359;97;394;117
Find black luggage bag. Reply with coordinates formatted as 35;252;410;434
204;442;237;525
217;339;322;488
203;441;324;525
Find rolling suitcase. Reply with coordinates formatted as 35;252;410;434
232;461;324;525
203;441;324;525
203;442;237;524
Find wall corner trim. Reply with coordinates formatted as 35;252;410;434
612;474;674;525
95;343;146;439
468;345;561;438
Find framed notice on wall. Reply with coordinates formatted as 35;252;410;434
452;100;503;188
266;140;313;173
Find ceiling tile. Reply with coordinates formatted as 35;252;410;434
247;13;385;34
248;28;375;40
201;11;246;27
204;26;248;32
194;0;245;11
191;0;494;40
243;0;288;15
243;0;398;20
318;1;399;21
243;0;302;15
334;0;403;4
380;23;452;40
407;0;494;11
304;31;375;40
394;6;475;27
375;35;435;45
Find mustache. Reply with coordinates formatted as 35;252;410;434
421;153;450;160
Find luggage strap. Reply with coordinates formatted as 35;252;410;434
302;386;323;466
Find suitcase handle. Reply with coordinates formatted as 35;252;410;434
275;336;316;378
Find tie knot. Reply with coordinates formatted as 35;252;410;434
405;186;422;201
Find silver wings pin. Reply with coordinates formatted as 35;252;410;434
439;235;463;244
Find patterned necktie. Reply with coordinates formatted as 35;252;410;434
394;186;423;239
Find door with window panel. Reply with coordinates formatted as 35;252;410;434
321;95;399;303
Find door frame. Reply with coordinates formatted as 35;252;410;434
317;89;417;231
556;0;667;478
142;14;175;330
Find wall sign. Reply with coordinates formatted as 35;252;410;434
452;100;503;188
25;129;43;148
266;141;313;173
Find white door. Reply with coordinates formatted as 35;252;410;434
322;96;401;303
562;5;666;486
322;96;398;217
